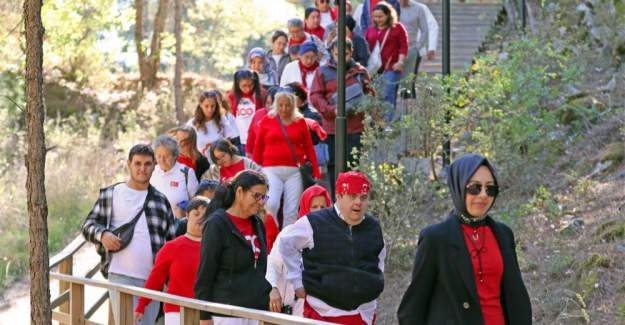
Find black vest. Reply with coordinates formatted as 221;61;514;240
302;208;385;311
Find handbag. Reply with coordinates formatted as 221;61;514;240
367;28;391;74
277;117;316;189
109;186;152;252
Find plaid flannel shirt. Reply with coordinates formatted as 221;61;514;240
81;182;176;278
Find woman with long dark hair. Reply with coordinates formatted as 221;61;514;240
227;70;266;155
195;170;272;325
397;154;532;325
364;1;408;112
187;91;239;156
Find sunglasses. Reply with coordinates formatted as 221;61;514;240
465;183;499;197
250;191;269;203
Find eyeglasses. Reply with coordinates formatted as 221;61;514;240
250;191;269;203
465;183;499;197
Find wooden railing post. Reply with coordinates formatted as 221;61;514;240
180;307;200;325
108;300;114;325
59;257;73;325
70;282;85;325
118;291;134;325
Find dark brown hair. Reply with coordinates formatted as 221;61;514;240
194;90;224;133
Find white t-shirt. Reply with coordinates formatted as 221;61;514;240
150;162;199;211
108;183;153;279
280;61;316;90
187;117;238;156
234;97;257;144
320;11;333;30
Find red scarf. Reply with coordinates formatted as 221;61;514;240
298;60;319;88
305;26;325;41
289;36;306;47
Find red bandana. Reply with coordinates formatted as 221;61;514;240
336;171;371;195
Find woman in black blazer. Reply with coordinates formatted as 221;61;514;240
397;154;532;325
195;170;272;325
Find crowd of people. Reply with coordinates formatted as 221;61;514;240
81;1;534;325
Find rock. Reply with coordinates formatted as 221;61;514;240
616;244;625;254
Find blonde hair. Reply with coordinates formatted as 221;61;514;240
268;91;303;120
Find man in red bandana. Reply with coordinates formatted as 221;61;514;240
278;172;386;325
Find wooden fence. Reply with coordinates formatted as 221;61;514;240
49;235;332;325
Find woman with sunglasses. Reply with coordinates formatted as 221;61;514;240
397;154;532;325
195;170;273;325
201;139;262;183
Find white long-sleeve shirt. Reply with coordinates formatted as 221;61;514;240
265;227;305;317
278;205;386;325
416;2;439;56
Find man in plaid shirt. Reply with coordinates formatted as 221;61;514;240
82;144;176;325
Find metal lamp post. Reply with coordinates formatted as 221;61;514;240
335;0;347;175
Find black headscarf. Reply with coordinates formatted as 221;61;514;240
447;154;499;226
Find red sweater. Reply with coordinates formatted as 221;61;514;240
252;116;320;178
365;23;409;72
245;108;268;157
135;236;200;314
264;213;280;254
461;224;505;325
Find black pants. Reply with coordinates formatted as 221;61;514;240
325;133;363;198
403;54;423;99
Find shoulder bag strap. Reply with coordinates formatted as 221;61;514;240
277;117;301;167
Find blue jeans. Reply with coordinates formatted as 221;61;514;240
383;70;401;121
108;273;160;325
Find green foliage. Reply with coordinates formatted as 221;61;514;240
42;0;130;86
183;0;298;78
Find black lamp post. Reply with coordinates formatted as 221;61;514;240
442;0;451;166
335;0;347;175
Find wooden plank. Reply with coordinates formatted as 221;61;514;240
108;301;114;325
59;258;72;325
180;307;200;325
70;282;85;325
51;289;70;309
49;235;85;268
85;291;109;319
52;311;70;324
118;291;134;325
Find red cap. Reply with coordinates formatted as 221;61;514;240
336;171;371;195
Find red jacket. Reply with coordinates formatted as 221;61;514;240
365;23;409;72
310;60;374;134
253;116;320;178
245;108;268;157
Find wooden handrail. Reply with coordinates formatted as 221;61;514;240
49;235;87;269
50;272;334;325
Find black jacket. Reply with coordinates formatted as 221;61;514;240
194;209;271;320
397;213;532;325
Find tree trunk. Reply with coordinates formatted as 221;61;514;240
505;0;518;30
135;0;171;90
135;0;148;90
174;0;184;125
24;0;51;324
